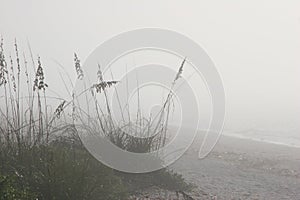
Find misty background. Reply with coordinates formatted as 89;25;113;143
1;0;299;145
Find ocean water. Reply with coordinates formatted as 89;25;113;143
168;125;300;149
223;129;300;148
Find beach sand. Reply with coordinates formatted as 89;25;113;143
169;134;300;199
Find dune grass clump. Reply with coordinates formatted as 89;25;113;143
82;58;186;155
0;38;190;199
0;38;129;199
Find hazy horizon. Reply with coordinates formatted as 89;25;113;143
1;0;299;133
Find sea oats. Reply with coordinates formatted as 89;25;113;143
92;81;118;93
54;100;66;118
0;37;8;86
173;57;186;84
33;56;48;91
92;64;118;93
74;53;84;80
14;39;20;76
9;55;17;92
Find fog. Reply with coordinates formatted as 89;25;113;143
1;0;299;134
2;1;300;198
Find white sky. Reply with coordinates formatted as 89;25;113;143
1;0;300;131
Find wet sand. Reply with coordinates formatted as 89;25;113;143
171;134;300;199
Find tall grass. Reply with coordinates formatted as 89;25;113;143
0;38;129;199
80;58;186;154
0;37;189;199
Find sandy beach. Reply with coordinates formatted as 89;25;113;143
169;134;300;199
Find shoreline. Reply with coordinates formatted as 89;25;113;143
223;132;300;149
170;132;300;199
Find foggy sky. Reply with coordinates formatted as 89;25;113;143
1;0;299;131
